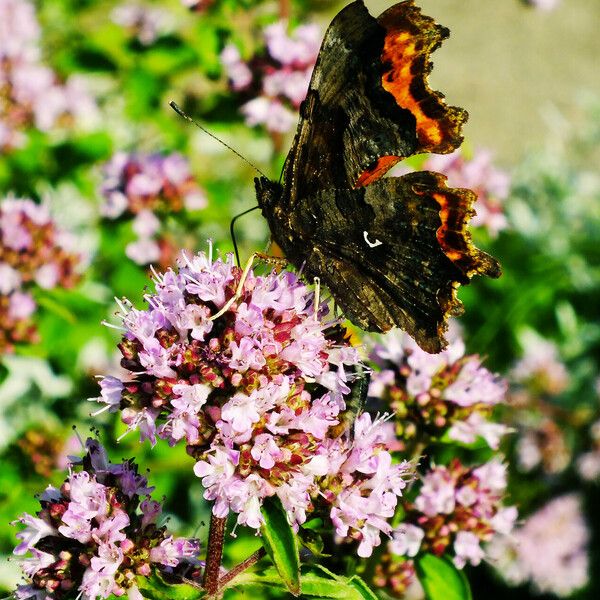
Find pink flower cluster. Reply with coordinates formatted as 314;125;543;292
100;152;207;265
509;332;571;474
92;248;411;554
390;458;517;569
322;413;412;557
511;331;569;395
13;438;201;600
423;149;510;237
368;330;509;451
0;0;97;150
0;197;81;352
220;20;321;133
488;494;588;596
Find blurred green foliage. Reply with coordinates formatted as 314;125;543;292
0;0;599;599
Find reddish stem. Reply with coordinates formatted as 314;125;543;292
218;547;267;588
203;513;227;596
279;0;291;19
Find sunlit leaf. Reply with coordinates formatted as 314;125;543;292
260;496;301;596
415;554;472;600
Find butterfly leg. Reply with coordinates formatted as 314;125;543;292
209;253;257;320
208;253;289;321
313;277;321;320
254;251;288;269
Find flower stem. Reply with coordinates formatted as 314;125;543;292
203;513;227;596
218;547;267;588
279;0;291;19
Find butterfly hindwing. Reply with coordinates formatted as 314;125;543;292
289;172;499;353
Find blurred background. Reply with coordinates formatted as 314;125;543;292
0;0;598;598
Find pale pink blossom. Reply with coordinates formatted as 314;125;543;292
453;531;485;568
390;524;424;557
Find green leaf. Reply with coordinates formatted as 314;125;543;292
227;566;377;599
260;496;301;596
137;573;205;600
347;575;379;600
415;554;472;600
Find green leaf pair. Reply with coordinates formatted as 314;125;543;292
254;497;377;598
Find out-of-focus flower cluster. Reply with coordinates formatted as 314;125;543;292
92;248;412;556
489;494;589;597
390;458;517;569
511;331;569;396
372;556;420;600
0;0;97;150
181;0;214;12
523;0;561;11
508;332;573;475
423;149;510;237
220;21;321;133
0;197;81;352
100;152;207;266
368;330;509;452
577;411;600;481
12;438;201;600
111;2;174;46
16;429;80;479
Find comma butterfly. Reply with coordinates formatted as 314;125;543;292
255;0;501;353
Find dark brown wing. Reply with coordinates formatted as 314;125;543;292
281;0;466;201
291;172;500;353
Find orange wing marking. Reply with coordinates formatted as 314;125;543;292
378;1;467;155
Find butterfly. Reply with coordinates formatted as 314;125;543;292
254;0;501;354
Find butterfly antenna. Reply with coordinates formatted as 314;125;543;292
169;101;267;178
230;205;260;267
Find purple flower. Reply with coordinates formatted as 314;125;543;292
150;536;201;567
367;328;508;449
12;514;56;556
111;3;174;45
0;197;81;352
263;22;321;67
12;439;201;599
511;330;569;394
415;466;456;516
220;45;252;91
92;247;406;555
448;412;511;449
0;0;97;150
